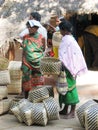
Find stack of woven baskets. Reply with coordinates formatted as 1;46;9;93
7;61;22;94
0;55;11;115
10;85;59;126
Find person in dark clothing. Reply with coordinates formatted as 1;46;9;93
83;25;98;69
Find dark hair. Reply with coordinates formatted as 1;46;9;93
30;12;41;22
59;20;73;33
59;17;66;22
26;21;30;27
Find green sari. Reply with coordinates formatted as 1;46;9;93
21;32;44;92
59;68;79;108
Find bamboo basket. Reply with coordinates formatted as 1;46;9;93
31;103;48;126
43;97;59;121
0;70;11;85
8;61;22;80
0;99;11;115
84;104;98;130
36;85;54;97
7;79;22;94
20;102;34;126
10;99;29;123
28;87;49;103
9;98;21;114
76;99;97;127
0;55;9;70
40;57;61;75
0;86;8;100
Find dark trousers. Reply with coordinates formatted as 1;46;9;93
83;32;98;69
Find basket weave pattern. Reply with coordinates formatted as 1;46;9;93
0;70;11;85
84;104;98;130
7;79;22;94
0;55;9;70
76;100;98;127
0;86;8;100
43;97;59;120
0;99;11;115
28;87;49;103
8;61;22;80
40;57;61;75
31;103;48;126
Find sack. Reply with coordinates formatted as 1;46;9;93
56;70;68;95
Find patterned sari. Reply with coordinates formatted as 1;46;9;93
21;32;44;92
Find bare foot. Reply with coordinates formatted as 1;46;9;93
59;110;67;115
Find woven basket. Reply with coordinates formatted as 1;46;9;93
7;79;22;94
0;70;11;85
9;98;21;114
36;85;54;97
43;97;59;121
10;99;29;123
76;99;97;127
32;103;48;126
0;55;9;70
84;104;98;130
19;102;34;126
8;61;22;80
0;99;11;115
0;86;8;100
40;57;61;75
28;87;49;103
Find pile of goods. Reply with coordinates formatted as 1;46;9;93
10;86;60;126
0;55;11;115
0;56;22;115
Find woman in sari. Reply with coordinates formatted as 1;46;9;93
58;20;88;119
21;20;45;98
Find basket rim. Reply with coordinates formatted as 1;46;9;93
41;57;61;62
